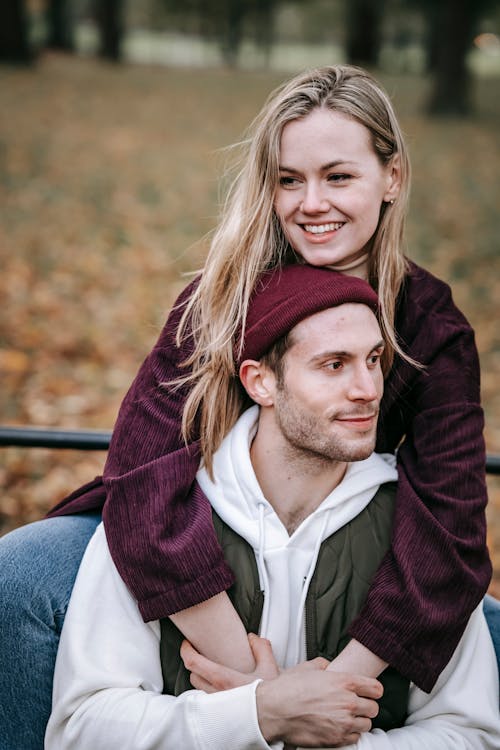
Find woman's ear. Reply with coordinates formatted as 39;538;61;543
384;153;401;203
239;360;276;407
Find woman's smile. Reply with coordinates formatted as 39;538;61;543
302;221;345;238
274;107;398;272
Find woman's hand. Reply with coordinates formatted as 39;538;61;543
181;632;331;693
180;632;279;692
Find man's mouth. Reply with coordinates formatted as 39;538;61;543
335;413;378;428
303;222;344;234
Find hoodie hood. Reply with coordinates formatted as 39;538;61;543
197;405;397;668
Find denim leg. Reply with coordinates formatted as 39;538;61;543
0;513;101;750
484;594;500;682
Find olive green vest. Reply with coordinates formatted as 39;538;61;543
160;481;409;730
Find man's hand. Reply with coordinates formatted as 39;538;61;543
181;632;280;692
257;670;382;748
182;634;381;748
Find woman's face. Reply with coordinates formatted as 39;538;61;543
274;107;399;271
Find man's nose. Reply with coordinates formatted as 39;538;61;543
347;366;379;402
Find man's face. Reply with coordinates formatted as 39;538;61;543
271;303;384;464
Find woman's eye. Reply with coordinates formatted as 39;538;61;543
328;173;350;183
326;361;342;371
368;354;381;367
279;175;299;187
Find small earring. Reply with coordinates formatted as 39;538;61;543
389;199;395;205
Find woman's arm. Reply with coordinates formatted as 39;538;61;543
86;278;255;671
170;593;255;672
327;640;387;679
98;279;235;621
348;273;492;693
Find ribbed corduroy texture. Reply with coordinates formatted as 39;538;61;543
48;261;491;693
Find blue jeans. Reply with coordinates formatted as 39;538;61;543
1;515;500;750
0;513;101;750
484;594;500;678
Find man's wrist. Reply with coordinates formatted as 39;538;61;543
255;677;285;744
190;680;270;750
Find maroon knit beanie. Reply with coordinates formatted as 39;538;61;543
238;264;379;363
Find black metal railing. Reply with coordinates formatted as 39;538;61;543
486;454;500;475
0;426;112;451
0;425;499;475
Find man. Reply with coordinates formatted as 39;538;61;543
45;266;500;750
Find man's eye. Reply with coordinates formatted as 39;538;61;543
327;361;342;370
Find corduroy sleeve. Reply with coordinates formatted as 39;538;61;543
348;268;492;692
100;278;235;620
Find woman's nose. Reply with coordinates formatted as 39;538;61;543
300;183;330;214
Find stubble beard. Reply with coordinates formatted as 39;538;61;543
274;389;377;468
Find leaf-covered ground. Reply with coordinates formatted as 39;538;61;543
1;54;499;593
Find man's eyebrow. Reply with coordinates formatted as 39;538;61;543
278;159;358;173
308;340;385;363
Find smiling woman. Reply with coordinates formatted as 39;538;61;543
275;109;399;273
0;64;497;749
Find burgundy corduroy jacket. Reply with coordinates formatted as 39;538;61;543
49;261;492;693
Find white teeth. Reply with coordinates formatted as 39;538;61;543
304;223;343;234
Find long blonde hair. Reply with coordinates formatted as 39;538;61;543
174;65;412;472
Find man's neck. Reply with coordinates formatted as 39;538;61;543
250;415;347;535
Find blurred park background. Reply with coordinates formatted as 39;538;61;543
1;0;500;594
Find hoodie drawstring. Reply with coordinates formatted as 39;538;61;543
257;501;272;637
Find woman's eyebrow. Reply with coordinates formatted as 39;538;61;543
278;159;358;172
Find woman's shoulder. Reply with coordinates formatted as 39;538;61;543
391;261;481;393
404;260;453;305
400;259;473;332
154;273;202;348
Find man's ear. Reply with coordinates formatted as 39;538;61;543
239;360;276;407
383;153;402;203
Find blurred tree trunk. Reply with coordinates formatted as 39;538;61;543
426;0;481;116
47;0;75;52
96;0;124;62
253;0;276;65
344;0;384;67
0;0;33;64
160;0;276;68
422;0;498;116
422;3;440;72
220;0;246;67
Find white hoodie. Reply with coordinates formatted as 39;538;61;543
198;406;399;669
46;407;500;750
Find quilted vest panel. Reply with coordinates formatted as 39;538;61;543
160;481;409;729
